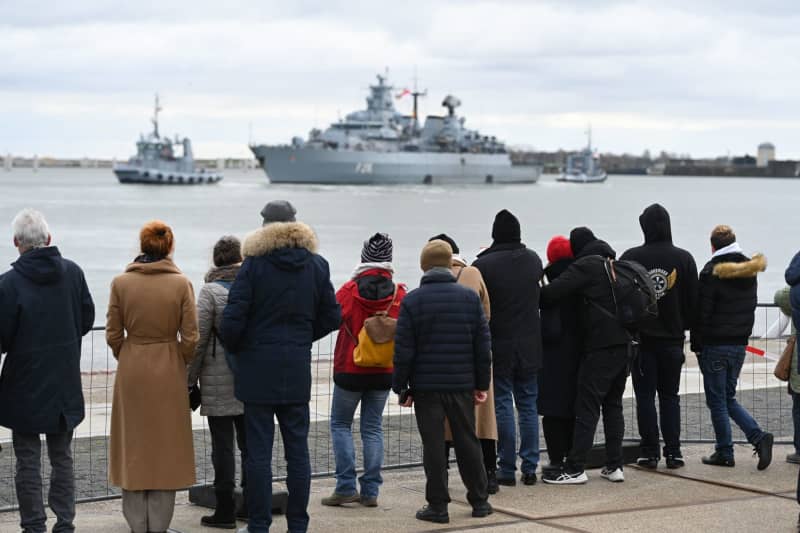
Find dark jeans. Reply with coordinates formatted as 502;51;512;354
208;415;248;492
792;391;800;455
700;345;763;458
567;346;629;473
542;416;575;467
445;439;497;472
493;372;540;478
415;391;488;510
13;431;75;533
244;403;310;533
632;344;685;458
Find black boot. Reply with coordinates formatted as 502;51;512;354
486;469;499;495
201;489;237;529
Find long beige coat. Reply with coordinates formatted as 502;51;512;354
106;259;199;491
446;257;498;441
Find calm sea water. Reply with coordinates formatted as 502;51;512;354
0;168;797;323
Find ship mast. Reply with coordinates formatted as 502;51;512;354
586;123;592;152
411;73;427;130
152;94;162;139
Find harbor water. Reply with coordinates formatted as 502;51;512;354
0;168;796;368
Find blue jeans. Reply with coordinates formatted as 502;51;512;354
493;373;540;478
700;345;764;458
244;403;310;533
329;385;389;498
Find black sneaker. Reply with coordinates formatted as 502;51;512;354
521;472;537;485
754;432;774;471
472;503;494;518
636;456;658;469
496;476;516;487
702;452;735;467
486;470;499;495
542;469;588;485
415;505;449;524
665;455;685;469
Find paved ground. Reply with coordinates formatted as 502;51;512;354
2;443;797;533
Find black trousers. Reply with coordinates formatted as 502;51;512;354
208;415;248;492
542;416;575;467
415;391;488;510
632;344;685;458
567;346;629;473
445;439;496;472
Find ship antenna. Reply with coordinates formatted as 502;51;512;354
152;93;162;139
586;123;592;152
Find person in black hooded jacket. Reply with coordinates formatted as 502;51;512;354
540;227;631;485
620;204;698;469
0;209;95;533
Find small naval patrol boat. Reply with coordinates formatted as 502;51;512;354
114;96;223;185
558;127;607;184
250;73;541;185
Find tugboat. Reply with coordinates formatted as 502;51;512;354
114;95;223;185
558;126;607;183
250;72;541;185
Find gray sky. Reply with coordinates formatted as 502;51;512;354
2;0;799;159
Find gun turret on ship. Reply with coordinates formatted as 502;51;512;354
114;95;223;185
249;73;541;185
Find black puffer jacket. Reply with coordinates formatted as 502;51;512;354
472;242;543;379
690;251;766;351
538;259;583;418
392;268;491;394
620;204;698;346
540;240;631;352
0;247;95;433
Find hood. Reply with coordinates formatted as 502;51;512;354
420;266;456;285
544;258;573;283
639;203;672;244
713;253;766;279
125;257;182;275
786;251;800;286
351;262;394;279
352;269;398;310
576;239;616;260
242;221;318;258
11;246;64;285
205;263;241;283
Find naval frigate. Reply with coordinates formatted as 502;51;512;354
250;74;541;185
114;95;223;185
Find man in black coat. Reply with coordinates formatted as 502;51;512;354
473;209;543;486
540;228;631;485
393;240;492;525
620;204;698;469
691;224;773;470
221;202;341;533
0;209;95;533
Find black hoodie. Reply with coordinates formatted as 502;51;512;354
540;238;631;352
620;204;698;346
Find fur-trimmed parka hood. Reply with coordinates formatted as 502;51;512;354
242;222;318;258
713;253;767;279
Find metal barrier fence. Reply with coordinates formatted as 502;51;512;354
0;304;793;512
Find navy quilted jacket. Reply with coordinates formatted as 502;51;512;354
392;268;491;394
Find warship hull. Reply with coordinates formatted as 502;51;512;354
114;165;223;185
251;145;541;185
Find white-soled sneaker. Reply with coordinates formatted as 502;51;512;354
542;470;588;485
600;467;625;482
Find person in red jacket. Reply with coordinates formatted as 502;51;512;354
322;233;407;508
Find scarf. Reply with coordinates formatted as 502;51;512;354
712;242;743;259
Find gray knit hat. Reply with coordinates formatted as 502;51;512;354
261;200;296;225
361;233;393;263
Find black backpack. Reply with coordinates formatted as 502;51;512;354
592;258;658;330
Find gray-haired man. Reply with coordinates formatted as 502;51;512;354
0;209;95;533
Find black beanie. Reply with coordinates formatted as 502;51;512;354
429;233;459;254
491;209;521;243
361;233;393;263
569;226;597;256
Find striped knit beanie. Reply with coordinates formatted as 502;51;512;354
361;233;393;263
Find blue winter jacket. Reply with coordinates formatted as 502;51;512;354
220;222;341;405
392;268;491;394
0;246;95;433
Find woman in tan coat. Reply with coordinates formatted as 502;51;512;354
431;234;499;494
106;221;199;533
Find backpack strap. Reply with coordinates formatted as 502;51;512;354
384;283;399;314
455;266;465;282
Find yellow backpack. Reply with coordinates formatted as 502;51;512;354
345;287;398;368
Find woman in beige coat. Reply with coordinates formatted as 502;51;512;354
106;221;199;533
431;234;499;494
